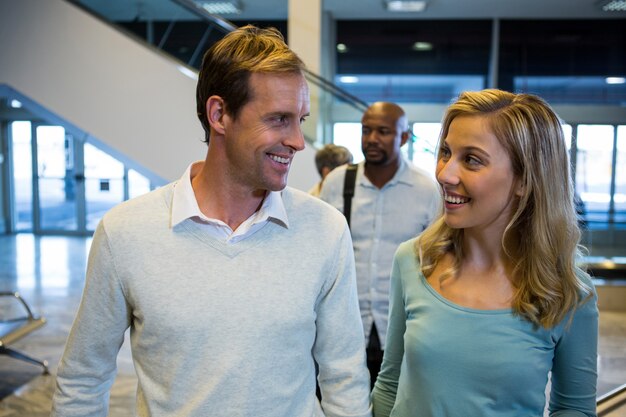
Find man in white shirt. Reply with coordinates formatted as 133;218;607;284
51;25;371;417
320;102;440;387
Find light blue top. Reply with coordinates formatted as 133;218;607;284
319;159;440;348
372;239;598;417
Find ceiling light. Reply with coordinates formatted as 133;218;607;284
194;1;242;14
606;77;626;84
597;0;626;11
336;43;348;53
412;41;433;51
339;76;359;84
385;1;428;12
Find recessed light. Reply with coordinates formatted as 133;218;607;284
194;1;242;14
597;0;626;11
606;77;626;84
412;42;433;51
339;76;359;84
337;43;348;53
385;1;428;12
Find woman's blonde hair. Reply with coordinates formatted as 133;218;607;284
416;89;591;328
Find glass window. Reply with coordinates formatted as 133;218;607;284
500;20;626;105
128;168;151;199
575;124;614;224
615;126;626;223
562;124;572;151
84;143;125;230
333;122;364;163
336;20;491;104
411;122;440;179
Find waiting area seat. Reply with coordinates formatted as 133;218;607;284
0;292;48;374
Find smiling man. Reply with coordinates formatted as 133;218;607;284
51;26;371;417
319;102;440;387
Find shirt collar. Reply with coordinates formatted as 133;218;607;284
394;157;415;185
358;156;414;188
171;162;289;229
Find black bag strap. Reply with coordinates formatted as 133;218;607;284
342;164;359;228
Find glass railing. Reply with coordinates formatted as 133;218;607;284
68;0;368;145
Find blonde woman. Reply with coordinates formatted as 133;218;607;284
372;89;598;417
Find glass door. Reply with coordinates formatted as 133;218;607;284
10;121;34;232
34;124;82;233
9;121;85;234
7;121;152;235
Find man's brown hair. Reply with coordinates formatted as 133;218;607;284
196;25;305;143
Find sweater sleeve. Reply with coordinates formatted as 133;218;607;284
548;281;599;417
371;244;408;416
314;224;373;417
51;221;131;417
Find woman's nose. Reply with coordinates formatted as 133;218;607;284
436;159;460;185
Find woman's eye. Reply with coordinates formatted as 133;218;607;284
466;155;481;166
439;147;451;159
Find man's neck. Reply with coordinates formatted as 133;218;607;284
363;158;401;189
191;161;266;231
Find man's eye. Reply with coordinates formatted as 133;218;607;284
272;115;287;124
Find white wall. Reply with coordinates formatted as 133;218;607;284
0;0;318;191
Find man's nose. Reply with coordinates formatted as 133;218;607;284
285;126;306;151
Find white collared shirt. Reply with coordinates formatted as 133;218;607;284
171;162;289;243
319;157;441;348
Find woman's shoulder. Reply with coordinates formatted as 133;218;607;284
395;237;420;260
574;267;598;311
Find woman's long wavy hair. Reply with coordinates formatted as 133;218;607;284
416;89;591;329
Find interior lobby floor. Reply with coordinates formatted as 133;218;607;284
0;233;625;417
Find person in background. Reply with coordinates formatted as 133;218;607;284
372;89;598;417
51;25;371;417
309;144;353;197
319;102;440;387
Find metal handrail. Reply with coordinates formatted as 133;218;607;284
598;383;626;405
597;382;626;416
171;0;369;112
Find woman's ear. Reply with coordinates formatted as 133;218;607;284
515;178;525;197
206;96;226;135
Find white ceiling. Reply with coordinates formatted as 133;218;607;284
78;0;626;21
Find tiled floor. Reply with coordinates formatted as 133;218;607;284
0;233;625;416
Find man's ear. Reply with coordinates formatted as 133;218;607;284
206;96;226;135
400;131;411;147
